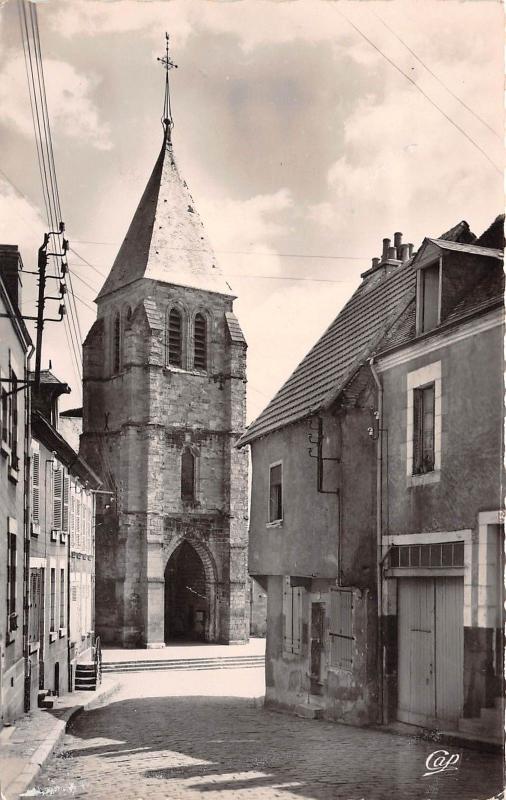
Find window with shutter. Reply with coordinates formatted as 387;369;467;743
76;497;81;548
329;589;354;670
32;452;40;525
167;308;183;367
283;577;303;655
413;384;435;474
59;569;65;628
194;313;207;370
62;474;69;532
10;371;18;465
50;568;56;632
53;468;63;530
7;533;17;620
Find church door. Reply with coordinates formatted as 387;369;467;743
164;542;209;642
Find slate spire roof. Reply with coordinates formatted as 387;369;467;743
97;130;233;300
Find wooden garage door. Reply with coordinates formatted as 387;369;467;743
398;576;463;726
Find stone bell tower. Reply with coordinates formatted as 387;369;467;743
81;38;249;647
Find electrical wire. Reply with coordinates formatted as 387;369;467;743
18;0;84;392
372;11;502;141
337;8;502;174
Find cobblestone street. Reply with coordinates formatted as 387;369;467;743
30;668;503;800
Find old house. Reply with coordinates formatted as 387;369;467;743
238;233;417;724
29;370;100;706
375;216;504;740
80;113;249;647
0;245;32;722
240;219;504;738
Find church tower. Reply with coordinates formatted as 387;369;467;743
81;38;249;647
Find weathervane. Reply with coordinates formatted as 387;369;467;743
157;32;178;138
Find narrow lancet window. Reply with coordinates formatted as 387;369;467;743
194;313;207;370
181;449;195;502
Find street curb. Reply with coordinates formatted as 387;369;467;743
369;723;503;755
3;678;120;800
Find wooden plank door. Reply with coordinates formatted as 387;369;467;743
398;578;435;724
435;576;463;721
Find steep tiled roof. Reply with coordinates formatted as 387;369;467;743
238;263;415;445
475;214;505;249
425;238;503;260
439;220;476;243
97;132;233;300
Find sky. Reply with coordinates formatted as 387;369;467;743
0;0;503;423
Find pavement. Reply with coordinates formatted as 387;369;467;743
0;677;119;800
102;637;266;663
26;667;505;800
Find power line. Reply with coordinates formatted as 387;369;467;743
338;9;502;174
71;241;370;262
372;11;502;141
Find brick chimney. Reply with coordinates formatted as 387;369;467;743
0;244;23;312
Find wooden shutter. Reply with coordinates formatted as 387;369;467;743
330;589;354;669
76;497;81;547
32;451;40;525
283;577;293;652
53;468;63;529
292;587;303;654
62;473;69;532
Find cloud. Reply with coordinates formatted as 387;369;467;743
0;56;111;150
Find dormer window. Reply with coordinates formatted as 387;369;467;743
417;261;441;334
167;308;183;367
194;313;207;370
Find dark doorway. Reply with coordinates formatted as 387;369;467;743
164;541;208;642
310;602;324;696
54;662;60;696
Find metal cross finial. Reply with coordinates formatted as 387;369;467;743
157;32;178;138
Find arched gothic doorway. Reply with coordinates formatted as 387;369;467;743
164;541;209;642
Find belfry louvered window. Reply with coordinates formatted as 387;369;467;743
194;313;207;370
167;308;183;367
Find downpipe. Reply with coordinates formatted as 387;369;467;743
369;357;384;725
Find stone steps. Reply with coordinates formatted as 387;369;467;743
75;663;97;691
102;655;265;673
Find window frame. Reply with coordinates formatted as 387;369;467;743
412;382;436;475
406;361;442;486
7;531;17;633
416;258;442;335
267;460;283;526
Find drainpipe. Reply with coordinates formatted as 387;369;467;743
369;357;384;725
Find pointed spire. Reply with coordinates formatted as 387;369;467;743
157;32;178;142
96;38;233;302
